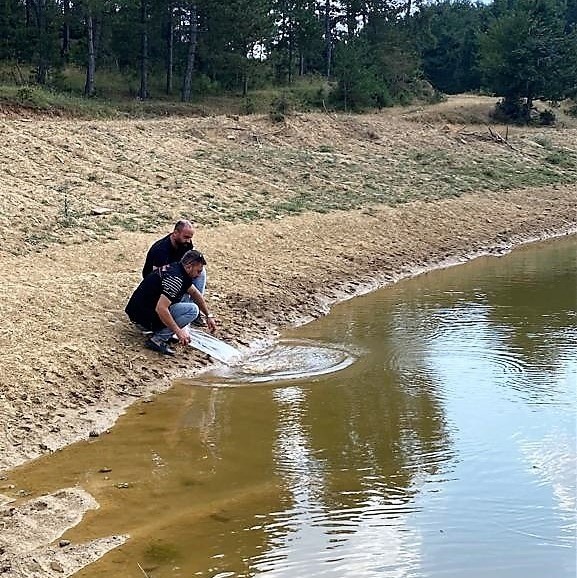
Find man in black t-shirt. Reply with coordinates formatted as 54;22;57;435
142;220;198;277
142;219;208;325
126;250;216;355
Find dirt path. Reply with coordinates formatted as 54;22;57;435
0;98;576;576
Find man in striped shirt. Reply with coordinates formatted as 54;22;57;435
126;250;216;356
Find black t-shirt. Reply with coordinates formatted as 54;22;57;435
142;234;193;278
126;262;193;330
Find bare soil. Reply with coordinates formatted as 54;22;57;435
0;95;576;577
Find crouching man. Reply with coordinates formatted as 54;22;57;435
125;249;217;356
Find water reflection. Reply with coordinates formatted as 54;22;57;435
284;235;576;578
252;385;427;577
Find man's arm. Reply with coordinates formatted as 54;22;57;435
155;294;191;344
187;285;217;333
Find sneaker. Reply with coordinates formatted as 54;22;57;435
133;322;153;336
145;338;175;356
191;314;206;327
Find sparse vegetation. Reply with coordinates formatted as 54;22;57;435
545;150;574;166
2;97;576;257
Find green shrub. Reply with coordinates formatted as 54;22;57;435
491;97;529;123
16;86;48;107
538;109;556;126
545;150;572;166
243;96;256;114
269;92;293;122
424;86;446;105
191;73;220;96
285;76;332;110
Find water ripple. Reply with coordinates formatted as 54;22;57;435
197;339;360;386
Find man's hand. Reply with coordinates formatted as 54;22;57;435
175;327;191;345
207;316;217;334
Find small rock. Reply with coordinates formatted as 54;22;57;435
88;431;99;438
91;206;112;215
50;561;65;573
59;540;71;548
98;467;112;473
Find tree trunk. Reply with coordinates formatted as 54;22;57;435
139;0;149;100
181;2;198;102
288;19;293;84
324;0;332;79
34;0;48;84
165;1;174;95
346;3;356;37
94;13;102;60
525;95;533;122
61;0;71;60
36;57;49;84
84;9;96;97
25;0;32;26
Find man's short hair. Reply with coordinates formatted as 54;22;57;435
174;219;193;232
181;249;206;266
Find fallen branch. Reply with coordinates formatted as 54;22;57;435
137;562;151;578
487;125;515;150
322;99;338;120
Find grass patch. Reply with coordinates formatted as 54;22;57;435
534;135;553;149
0;72;334;119
544;150;574;166
410;149;450;165
166;136;577;225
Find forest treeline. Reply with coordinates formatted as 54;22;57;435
0;0;576;119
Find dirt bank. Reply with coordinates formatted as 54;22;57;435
0;97;576;576
1;186;575;474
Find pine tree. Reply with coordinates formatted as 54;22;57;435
415;0;484;94
480;0;577;119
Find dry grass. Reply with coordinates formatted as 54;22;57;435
1;95;576;259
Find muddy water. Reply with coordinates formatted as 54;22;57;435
7;236;577;578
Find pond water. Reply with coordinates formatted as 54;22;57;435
6;236;576;578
